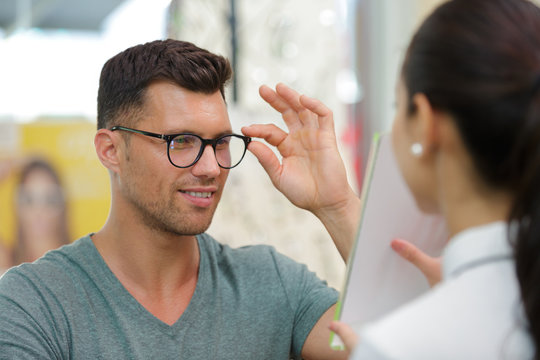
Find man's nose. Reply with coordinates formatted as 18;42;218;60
191;145;221;178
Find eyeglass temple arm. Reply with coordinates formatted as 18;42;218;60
110;126;168;141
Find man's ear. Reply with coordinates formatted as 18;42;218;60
411;93;440;156
94;129;122;174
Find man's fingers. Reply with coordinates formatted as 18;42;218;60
275;83;304;112
260;84;336;131
259;85;304;131
244;140;281;187
391;238;442;287
241;124;288;147
259;85;290;113
329;321;359;352
241;124;286;186
299;94;335;132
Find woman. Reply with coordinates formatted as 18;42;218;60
330;0;540;358
13;158;70;264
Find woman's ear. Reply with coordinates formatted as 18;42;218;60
94;129;122;174
412;93;440;157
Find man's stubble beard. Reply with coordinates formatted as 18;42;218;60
123;179;220;237
119;149;225;237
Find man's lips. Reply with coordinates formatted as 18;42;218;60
180;190;213;198
178;187;217;207
179;186;217;196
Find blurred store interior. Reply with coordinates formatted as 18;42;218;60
0;0;448;286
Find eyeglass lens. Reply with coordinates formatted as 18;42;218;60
169;134;246;168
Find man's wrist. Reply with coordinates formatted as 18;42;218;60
313;191;361;262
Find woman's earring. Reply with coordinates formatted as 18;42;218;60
411;143;423;157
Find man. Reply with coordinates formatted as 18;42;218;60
0;39;361;359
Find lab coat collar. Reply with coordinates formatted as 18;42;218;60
442;221;512;279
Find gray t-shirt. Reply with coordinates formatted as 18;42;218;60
0;233;337;359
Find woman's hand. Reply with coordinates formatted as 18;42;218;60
391;238;442;287
329;321;359;356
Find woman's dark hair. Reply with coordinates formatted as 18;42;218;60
97;39;232;130
402;0;540;357
14;158;70;264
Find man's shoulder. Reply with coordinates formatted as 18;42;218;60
0;235;95;295
197;232;313;284
0;236;101;358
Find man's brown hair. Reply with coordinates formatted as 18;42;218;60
97;39;232;129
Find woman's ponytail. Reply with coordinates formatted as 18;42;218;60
511;80;540;360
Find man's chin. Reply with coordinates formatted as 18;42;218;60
170;219;214;237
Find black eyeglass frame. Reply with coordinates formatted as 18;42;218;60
110;125;252;169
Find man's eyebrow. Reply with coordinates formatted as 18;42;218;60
165;129;235;137
215;129;235;137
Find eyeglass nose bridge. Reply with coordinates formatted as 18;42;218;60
195;138;221;166
201;138;220;151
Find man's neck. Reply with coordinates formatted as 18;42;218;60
91;221;200;325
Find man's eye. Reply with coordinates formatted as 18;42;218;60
171;135;198;149
216;136;231;149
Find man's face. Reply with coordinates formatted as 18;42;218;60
118;81;231;236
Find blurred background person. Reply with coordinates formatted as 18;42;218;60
0;160;15;273
0;242;12;275
12;158;70;265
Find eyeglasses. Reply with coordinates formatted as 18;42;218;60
110;126;251;169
